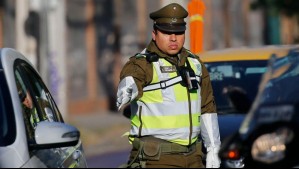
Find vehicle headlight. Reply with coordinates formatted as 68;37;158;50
251;127;294;164
223;157;245;168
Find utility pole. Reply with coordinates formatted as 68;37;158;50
16;0;29;54
188;0;205;54
86;0;98;104
223;0;231;48
37;0;68;119
46;0;68;119
137;0;146;49
266;0;280;44
242;0;250;46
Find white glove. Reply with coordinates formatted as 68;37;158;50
206;146;221;168
200;113;221;168
117;87;132;110
116;76;138;111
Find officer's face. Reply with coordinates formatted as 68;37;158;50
152;29;185;55
23;91;33;109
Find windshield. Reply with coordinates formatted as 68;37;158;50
259;53;299;104
240;49;299;135
205;60;268;113
0;68;16;146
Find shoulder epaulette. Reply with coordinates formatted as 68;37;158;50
134;52;159;62
185;49;198;58
134;53;146;59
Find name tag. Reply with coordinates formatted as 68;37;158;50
160;66;177;73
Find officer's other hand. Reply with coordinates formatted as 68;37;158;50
206;146;221;168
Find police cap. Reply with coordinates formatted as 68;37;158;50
17;82;26;102
150;3;188;33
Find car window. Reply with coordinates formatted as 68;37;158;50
14;60;64;143
205;60;268;113
12;59;80;168
0;69;16;146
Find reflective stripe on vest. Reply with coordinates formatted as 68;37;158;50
30;108;40;128
130;57;202;145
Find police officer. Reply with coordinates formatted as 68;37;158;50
117;3;221;168
18;85;53;128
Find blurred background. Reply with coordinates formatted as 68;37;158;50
0;0;299;164
0;0;298;118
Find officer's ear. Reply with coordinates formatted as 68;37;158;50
152;30;156;41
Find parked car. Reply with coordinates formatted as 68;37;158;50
0;48;88;168
219;47;299;168
199;45;297;167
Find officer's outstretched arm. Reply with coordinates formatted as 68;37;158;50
116;76;138;111
201;113;221;168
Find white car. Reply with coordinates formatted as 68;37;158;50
0;48;88;168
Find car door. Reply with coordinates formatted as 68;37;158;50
14;59;87;168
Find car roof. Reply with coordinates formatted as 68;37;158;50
199;45;299;62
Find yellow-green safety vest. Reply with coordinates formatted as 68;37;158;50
130;56;202;145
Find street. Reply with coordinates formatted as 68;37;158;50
68;112;131;168
87;149;130;168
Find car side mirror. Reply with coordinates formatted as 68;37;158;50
31;121;80;149
223;85;252;113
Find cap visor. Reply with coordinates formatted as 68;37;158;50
155;25;186;33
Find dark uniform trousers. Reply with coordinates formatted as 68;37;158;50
125;136;205;168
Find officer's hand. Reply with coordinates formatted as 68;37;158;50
116;76;138;111
117;86;132;111
206;146;221;168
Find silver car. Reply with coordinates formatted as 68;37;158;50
0;48;88;168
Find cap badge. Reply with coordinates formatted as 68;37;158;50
171;18;177;23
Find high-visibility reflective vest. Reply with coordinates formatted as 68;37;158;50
130;55;202;145
30;108;40;128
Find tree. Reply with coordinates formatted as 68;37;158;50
251;0;299;44
251;0;299;17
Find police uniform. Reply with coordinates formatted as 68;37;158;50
117;3;220;168
18;85;52;129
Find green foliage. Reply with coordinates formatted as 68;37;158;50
251;0;299;17
276;0;299;17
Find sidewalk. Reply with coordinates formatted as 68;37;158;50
66;111;131;157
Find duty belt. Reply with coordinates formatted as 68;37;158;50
133;137;197;153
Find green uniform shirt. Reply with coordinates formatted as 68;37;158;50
120;40;217;114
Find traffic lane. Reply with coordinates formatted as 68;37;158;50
87;149;130;168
